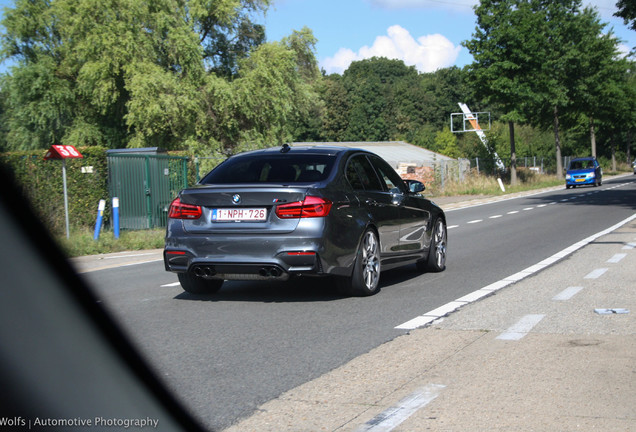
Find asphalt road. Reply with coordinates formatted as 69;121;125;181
80;175;636;431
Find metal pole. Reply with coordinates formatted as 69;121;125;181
62;159;70;239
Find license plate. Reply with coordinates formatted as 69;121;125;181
575;178;585;182
212;208;267;222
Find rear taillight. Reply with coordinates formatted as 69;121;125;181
275;196;332;219
168;197;202;219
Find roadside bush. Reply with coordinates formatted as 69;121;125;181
0;147;109;235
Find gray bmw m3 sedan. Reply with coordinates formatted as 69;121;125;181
164;144;446;296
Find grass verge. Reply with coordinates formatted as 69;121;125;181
58;228;165;258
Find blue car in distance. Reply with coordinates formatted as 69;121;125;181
565;157;602;189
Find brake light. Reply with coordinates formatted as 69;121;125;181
275;196;332;218
168;197;202;219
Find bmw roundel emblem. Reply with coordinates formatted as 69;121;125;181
232;194;241;204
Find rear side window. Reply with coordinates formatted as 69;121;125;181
369;155;407;194
346;155;384;191
200;154;335;184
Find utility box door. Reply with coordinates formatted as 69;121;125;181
107;151;188;229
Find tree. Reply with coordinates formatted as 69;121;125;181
340;57;424;142
0;0;274;151
615;0;636;32
465;0;623;180
464;0;547;184
435;127;461;159
320;74;350;142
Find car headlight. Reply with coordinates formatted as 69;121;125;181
588;173;595;179
565;174;571;180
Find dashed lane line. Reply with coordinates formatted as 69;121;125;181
496;314;545;341
584;268;608;279
395;213;636;330
355;384;446;432
552;286;583;301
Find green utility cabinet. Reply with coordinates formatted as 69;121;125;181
107;148;188;229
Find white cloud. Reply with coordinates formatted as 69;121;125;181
321;25;461;74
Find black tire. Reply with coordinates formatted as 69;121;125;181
178;272;223;295
337;229;381;297
417;217;447;272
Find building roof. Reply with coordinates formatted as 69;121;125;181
291;141;453;168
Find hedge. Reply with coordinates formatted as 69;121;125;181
1;147;225;236
1;147;110;236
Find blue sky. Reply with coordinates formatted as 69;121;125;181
0;0;634;75
260;0;635;74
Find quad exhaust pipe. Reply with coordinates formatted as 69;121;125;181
192;264;286;280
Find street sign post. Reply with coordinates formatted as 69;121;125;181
44;145;84;239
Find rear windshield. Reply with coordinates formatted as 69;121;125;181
200;153;336;184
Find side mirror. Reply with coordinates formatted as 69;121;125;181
404;179;425;193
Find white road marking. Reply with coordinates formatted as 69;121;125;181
356;384;446;432
522;207;534;211
507;210;519;214
467;219;483;224
585;268;608;279
103;252;158;260
622;242;636;250
553;286;583;301
489;215;503;219
447;225;459;229
161;282;181;287
607;253;626;263
119;259;164;268
395;213;636;331
496;314;545;341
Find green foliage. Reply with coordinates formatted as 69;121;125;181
615;0;636;31
463;0;632;177
435;127;461;159
0;0;274;152
0;147;109;235
0;0;633;180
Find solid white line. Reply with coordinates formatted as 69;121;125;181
119;259;164;268
553;286;583;301
607;253;626;263
103;252;158;260
395;213;636;331
496;314;545;341
585;268;608;279
356;384;446;432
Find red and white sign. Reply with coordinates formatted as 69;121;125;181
44;145;83;160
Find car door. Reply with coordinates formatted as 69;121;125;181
345;154;401;253
368;155;431;252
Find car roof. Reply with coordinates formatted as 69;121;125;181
571;157;596;161
230;145;367;158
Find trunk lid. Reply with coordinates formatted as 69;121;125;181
178;185;309;234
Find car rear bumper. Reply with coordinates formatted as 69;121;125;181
164;244;324;281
